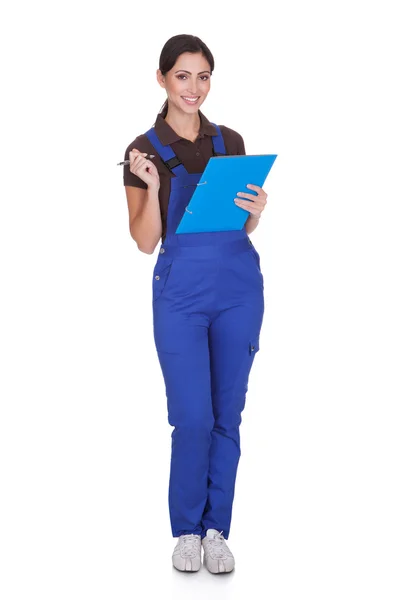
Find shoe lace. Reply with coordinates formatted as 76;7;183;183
180;534;200;558
207;530;230;559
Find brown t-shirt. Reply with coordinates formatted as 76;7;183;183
123;109;246;244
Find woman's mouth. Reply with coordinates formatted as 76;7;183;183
181;96;200;106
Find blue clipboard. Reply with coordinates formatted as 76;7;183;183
176;154;277;234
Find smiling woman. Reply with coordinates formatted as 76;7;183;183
122;33;267;575
157;50;213;139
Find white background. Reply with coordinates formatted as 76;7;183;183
1;1;399;598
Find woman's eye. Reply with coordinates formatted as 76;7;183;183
177;75;209;81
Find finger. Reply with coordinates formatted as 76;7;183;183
234;199;262;212
238;192;268;205
129;150;149;161
130;152;152;167
129;155;144;173
236;191;258;200
130;155;148;168
129;155;143;172
234;199;251;209
131;157;153;174
130;148;148;155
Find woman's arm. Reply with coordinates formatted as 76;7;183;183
244;213;261;235
125;182;162;254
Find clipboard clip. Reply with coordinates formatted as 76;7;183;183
183;180;208;212
182;181;208;189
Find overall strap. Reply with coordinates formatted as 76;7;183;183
144;121;227;175
144;127;188;176
210;123;226;155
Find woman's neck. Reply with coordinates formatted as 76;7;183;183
164;106;201;142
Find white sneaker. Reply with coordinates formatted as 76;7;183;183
201;529;235;573
172;533;202;572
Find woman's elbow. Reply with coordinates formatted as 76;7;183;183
137;243;156;255
129;227;157;254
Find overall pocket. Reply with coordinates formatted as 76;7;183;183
152;257;174;302
244;337;261;394
233;337;261;404
250;247;261;271
249;247;264;290
249;337;260;356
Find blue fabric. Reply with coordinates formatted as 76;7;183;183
145;124;265;540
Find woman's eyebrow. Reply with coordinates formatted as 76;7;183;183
174;70;211;75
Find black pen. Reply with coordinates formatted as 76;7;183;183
117;154;155;166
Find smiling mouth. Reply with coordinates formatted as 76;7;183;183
181;96;200;103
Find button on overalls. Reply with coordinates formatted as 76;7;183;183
145;123;264;540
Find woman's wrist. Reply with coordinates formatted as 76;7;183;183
147;182;160;195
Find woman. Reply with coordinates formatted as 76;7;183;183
123;34;268;574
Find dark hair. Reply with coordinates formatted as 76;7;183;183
157;34;214;119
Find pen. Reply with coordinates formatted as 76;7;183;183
117;154;155;166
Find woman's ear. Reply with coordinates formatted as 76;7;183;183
156;69;166;89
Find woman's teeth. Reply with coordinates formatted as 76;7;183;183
182;96;199;104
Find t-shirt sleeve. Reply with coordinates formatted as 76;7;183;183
236;132;246;155
123;136;149;189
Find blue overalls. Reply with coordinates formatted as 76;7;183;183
145;123;264;540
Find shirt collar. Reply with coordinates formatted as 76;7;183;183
154;109;218;145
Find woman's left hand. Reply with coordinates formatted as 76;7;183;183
234;184;268;219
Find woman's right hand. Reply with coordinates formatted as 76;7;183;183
129;149;160;189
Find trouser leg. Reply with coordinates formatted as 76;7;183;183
154;309;214;538
202;300;263;539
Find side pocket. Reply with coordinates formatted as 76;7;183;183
243;337;260;394
249;337;260;355
233;337;261;408
152;258;174;302
250;247;261;271
249;248;264;290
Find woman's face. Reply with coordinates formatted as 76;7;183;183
157;52;211;113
